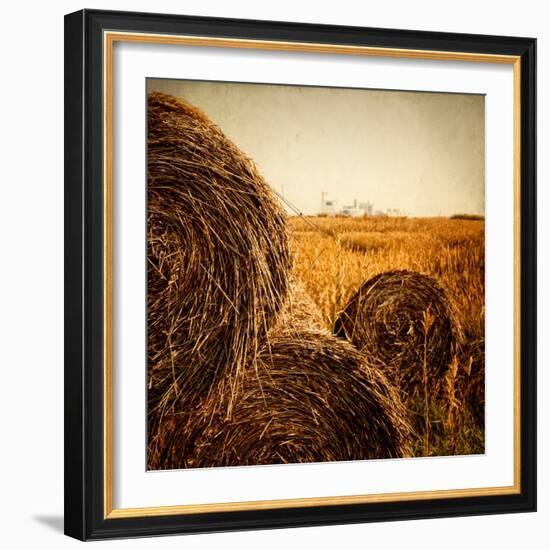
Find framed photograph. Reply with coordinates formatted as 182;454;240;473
64;9;536;541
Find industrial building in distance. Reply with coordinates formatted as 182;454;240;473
319;194;403;217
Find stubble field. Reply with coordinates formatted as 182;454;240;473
289;215;485;457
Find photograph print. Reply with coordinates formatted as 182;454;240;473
146;78;485;470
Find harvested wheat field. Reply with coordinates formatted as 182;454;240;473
289;215;485;456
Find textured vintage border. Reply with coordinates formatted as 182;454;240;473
102;31;522;519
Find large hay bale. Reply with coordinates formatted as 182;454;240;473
148;329;412;469
334;270;463;397
147;92;291;412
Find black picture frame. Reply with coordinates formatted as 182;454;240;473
64;8;537;541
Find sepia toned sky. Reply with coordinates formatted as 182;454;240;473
148;79;485;217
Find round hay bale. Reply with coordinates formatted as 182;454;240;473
149;329;412;469
147;92;292;412
334;270;463;397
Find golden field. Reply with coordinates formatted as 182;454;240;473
288;215;485;456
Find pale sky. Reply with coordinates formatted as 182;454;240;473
148;79;485;217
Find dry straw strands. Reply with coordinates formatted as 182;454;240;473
459;337;485;427
149;329;412;470
334;270;463;398
147;91;416;470
147;92;291;414
276;280;326;332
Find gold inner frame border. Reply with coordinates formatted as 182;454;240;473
102;30;522;519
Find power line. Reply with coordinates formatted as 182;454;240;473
271;188;335;238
